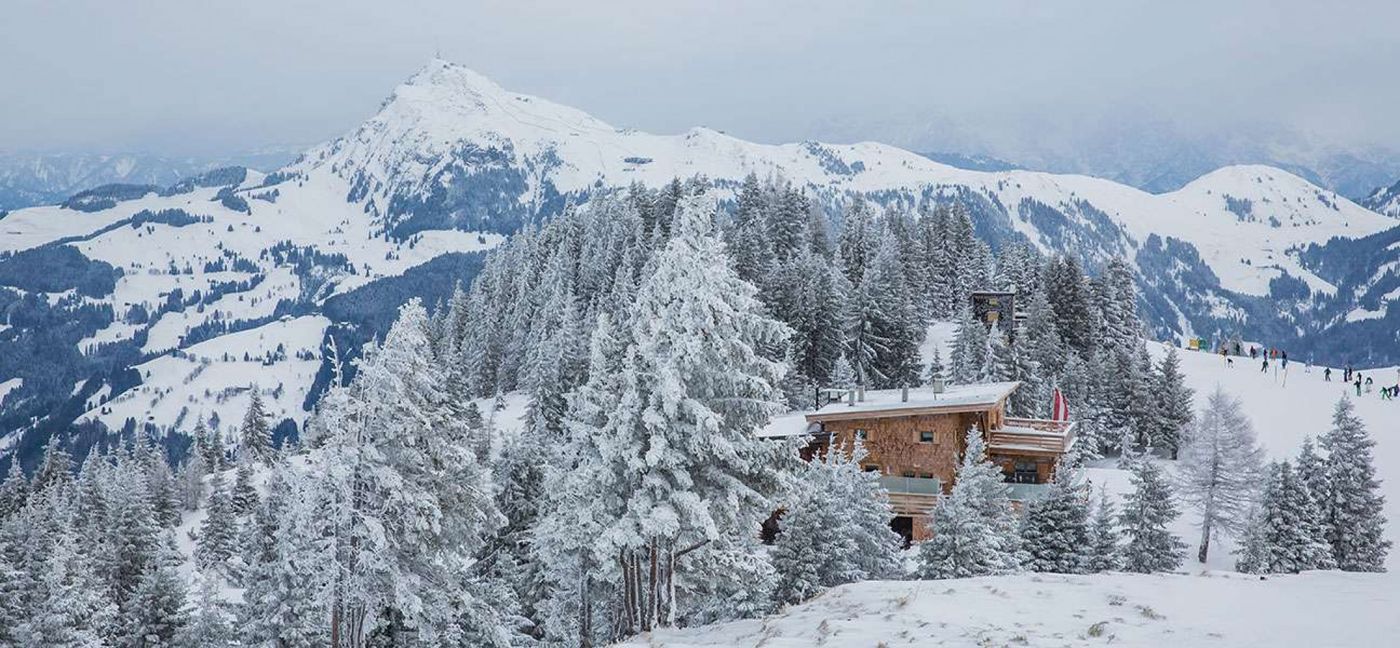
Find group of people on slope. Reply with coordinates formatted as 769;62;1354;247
1324;365;1400;400
1250;345;1289;373
1215;341;1398;401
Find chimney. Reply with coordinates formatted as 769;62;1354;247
847;388;856;407
901;385;909;402
932;375;946;395
857;385;866;402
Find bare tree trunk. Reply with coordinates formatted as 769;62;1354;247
620;550;636;634
647;539;659;631
1198;521;1212;563
579;557;592;648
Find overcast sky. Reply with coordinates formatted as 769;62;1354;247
5;0;1399;160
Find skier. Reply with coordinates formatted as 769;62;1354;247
1261;356;1269;373
1281;350;1288;371
1365;376;1374;393
1355;373;1363;397
1324;367;1332;382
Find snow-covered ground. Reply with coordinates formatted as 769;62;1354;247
79;315;329;438
621;571;1399;647
629;332;1400;647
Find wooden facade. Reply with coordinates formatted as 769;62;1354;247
792;382;1075;544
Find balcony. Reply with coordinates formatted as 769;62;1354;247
991;418;1077;455
878;475;943;496
1004;482;1052;502
878;475;942;516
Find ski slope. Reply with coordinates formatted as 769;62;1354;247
620;570;1398;647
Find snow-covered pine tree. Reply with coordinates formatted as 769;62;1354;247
1295;436;1332;548
830;352;857;390
1118;458;1185;573
15;529;116;648
1101;345;1153;456
1177;387;1265;563
1086;488;1122;572
107;451;161;617
178;571;234;648
918;427;1024;579
771;442;902;605
788;251;846;386
0;460;27;519
590;193;795;633
31;437;74;496
195;470;237;573
1059;353;1104;462
1236;461;1333;574
923;347;945;387
987;327;1043;416
1018;289;1065;417
239;389;273;465
230;459;258;518
310;299;505;644
1319;397;1390;571
1151;348;1194;458
1042;255;1095;355
865;227;925;389
533;312;629;648
193;418;223;473
844;262;890;387
1233;504;1271;575
837;198;874;284
1020;454;1092;573
726;174;773;285
119;538;188;647
142;443;182;529
240;470;331;648
919;206;956;319
949;307;988;385
175;456;205;512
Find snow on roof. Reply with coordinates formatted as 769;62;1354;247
809;381;1020;419
757;412;822;438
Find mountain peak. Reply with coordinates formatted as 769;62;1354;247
403;58;506;97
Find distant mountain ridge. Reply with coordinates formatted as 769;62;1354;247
0;150;299;210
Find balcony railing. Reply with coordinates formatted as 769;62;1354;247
1004;482;1052;502
878;475;943;496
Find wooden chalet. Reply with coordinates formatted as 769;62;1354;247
762;381;1075;544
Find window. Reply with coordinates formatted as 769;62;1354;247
919;473;934;480
855;428;868;441
919;431;935;443
902;471;916;478
862;464;880;473
1012;460;1039;484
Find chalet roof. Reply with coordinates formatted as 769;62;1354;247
756;412;822;438
805;381;1020;421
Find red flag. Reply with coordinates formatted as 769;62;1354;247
1051;388;1070;421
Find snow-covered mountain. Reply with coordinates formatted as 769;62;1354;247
2;58;1397;467
0;150;299;211
301;59;1396;353
1361;177;1400;218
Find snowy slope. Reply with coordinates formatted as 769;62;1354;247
620;571;1399;647
1361;178;1400;218
0;159;502;454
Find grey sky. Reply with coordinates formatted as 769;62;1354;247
5;0;1399;161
